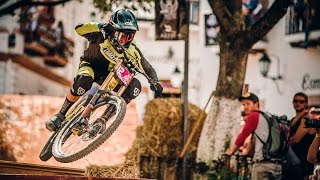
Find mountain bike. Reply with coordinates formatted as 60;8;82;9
39;35;159;163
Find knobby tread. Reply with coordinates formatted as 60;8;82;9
52;96;127;163
39;96;87;161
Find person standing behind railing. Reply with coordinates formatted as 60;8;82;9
289;92;315;179
226;92;282;180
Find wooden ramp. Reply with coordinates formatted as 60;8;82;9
0;175;145;180
0;160;149;179
0;160;84;176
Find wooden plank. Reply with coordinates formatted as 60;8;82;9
0;160;152;179
0;53;10;60
24;43;48;56
0;160;84;176
0;26;9;33
0;175;149;180
44;56;68;67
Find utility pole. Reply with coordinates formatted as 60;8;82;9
182;0;190;179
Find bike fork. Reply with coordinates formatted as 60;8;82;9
79;89;110;124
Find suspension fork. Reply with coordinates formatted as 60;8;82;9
80;90;107;119
80;63;120;120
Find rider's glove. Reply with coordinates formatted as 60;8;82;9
99;23;114;37
150;82;163;98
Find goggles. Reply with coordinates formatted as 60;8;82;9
114;31;135;46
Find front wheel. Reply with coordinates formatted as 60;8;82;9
52;95;127;163
39;95;88;161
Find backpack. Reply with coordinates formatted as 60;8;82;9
254;111;290;160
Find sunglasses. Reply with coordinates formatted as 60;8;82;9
293;99;306;104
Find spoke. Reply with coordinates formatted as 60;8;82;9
66;138;79;154
63;135;80;154
57;102;119;156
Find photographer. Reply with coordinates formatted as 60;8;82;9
289;92;315;179
307;108;320;165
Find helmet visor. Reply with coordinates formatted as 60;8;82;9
114;31;135;46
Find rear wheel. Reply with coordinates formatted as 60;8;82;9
39;130;59;161
52;95;127;163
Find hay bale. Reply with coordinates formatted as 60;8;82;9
137;98;206;179
85;98;206;179
85;158;140;178
139;98;206;158
85;127;142;178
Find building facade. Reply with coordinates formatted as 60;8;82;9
0;0;319;119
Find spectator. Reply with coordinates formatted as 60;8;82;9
226;92;282;180
242;0;260;27
307;107;320;166
289;92;316;179
293;0;306;32
239;111;255;157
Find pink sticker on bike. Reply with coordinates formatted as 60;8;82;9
116;64;133;86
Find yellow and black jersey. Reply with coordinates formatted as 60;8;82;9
74;22;158;81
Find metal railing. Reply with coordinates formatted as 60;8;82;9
193;154;253;180
285;1;320;35
220;154;253;180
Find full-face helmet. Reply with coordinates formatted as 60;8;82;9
109;9;139;48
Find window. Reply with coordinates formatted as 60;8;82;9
190;1;200;25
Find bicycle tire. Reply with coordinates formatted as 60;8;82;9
39;130;58;161
52;95;127;163
39;95;88;161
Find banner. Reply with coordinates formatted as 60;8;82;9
155;0;180;40
205;14;219;46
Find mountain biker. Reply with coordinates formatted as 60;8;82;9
45;9;163;132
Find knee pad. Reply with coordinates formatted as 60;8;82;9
70;74;94;96
121;78;141;104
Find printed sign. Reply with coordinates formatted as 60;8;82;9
302;74;320;90
155;0;179;40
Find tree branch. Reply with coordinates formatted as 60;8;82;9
0;0;73;17
242;0;292;50
29;0;72;6
0;0;11;8
207;0;236;33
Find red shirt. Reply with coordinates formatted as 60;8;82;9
235;111;260;147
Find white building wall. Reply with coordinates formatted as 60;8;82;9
0;1;101;96
135;0;219;108
180;0;320;118
245;17;320;118
0;60;69;96
0;61;14;94
1;1;318;117
13;62;69;96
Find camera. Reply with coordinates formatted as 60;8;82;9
305;108;320;128
305;118;320;128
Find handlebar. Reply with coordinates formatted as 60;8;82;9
108;33;156;86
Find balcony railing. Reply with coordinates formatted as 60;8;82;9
285;1;320;35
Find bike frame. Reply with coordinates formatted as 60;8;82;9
65;60;133;126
